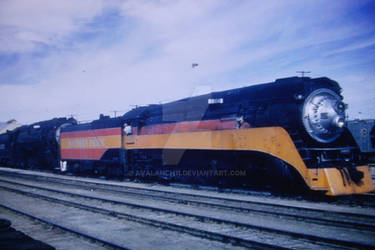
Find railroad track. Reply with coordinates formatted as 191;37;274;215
1;171;375;232
0;171;374;248
2;167;375;208
0;183;249;249
0;179;289;249
0;203;127;250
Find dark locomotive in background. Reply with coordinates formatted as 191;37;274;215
0;118;76;169
1;76;374;195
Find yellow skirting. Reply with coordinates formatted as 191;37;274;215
125;127;375;195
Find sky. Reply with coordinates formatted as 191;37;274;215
0;0;374;124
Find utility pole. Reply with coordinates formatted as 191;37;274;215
296;71;311;77
110;110;121;118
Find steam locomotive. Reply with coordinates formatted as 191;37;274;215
1;76;374;195
0;118;76;169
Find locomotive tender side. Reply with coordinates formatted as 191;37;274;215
59;76;375;195
60;115;125;177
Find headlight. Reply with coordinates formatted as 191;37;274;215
302;88;346;143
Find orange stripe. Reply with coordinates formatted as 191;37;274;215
61;127;121;139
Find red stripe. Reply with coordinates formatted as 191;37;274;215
61;148;107;160
61;127;121;139
139;119;238;135
61;119;240;138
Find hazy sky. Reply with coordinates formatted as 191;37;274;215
0;0;374;124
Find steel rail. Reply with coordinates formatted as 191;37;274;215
0;203;129;250
1;171;375;228
0;180;373;249
0;184;282;249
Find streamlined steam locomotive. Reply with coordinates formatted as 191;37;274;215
1;76;374;195
58;76;374;195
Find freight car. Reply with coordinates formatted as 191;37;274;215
0;132;12;165
59;76;375;195
347;119;375;162
0;117;76;170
